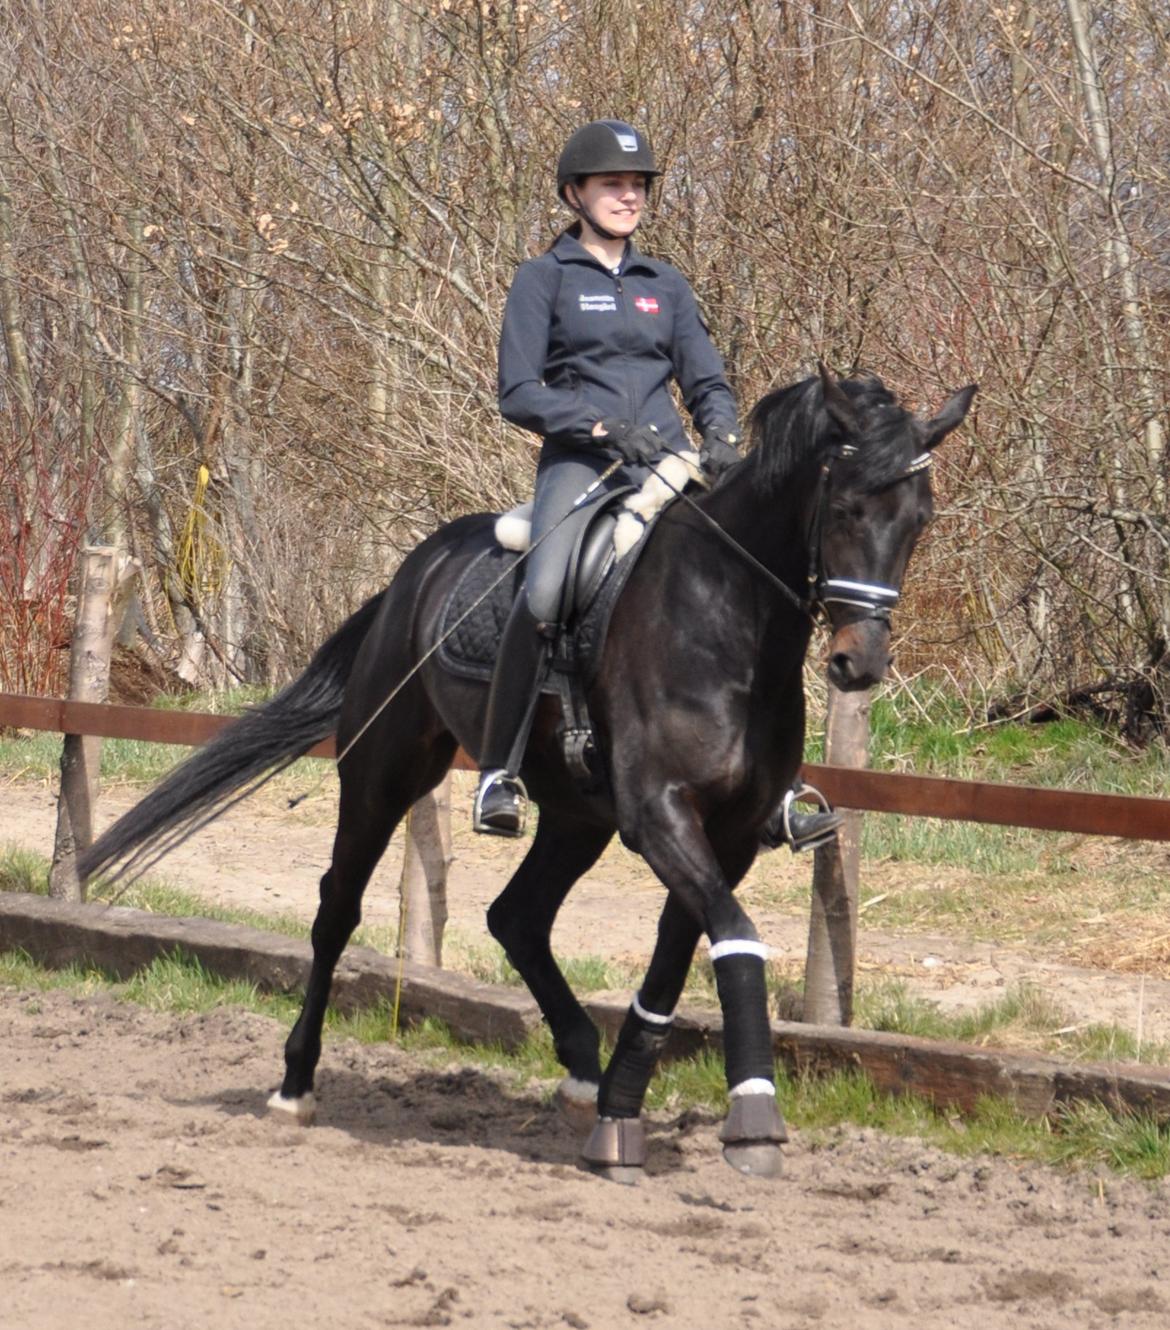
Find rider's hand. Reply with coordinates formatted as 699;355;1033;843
595;419;664;467
700;425;741;478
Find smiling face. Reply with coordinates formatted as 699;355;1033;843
566;171;647;238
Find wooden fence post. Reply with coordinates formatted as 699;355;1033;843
49;547;134;901
50;546;116;901
396;776;452;966
802;683;871;1024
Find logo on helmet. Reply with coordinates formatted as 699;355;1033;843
614;131;639;152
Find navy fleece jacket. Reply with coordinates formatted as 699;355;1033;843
498;229;739;456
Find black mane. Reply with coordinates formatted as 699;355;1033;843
746;373;921;494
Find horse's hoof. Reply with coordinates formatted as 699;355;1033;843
267;1089;316;1125
554;1077;599;1132
581;1115;645;1183
722;1141;784;1178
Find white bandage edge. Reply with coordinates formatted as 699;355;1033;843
708;939;769;962
632;991;675;1026
729;1078;776;1099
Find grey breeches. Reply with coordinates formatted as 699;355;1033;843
522;449;638;626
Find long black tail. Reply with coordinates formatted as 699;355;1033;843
79;592;386;886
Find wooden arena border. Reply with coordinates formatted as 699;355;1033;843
3;891;1170;1123
2;691;1168;840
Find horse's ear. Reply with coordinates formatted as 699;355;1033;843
922;384;978;449
818;361;859;437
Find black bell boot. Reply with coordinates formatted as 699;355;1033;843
473;601;549;838
760;783;843;854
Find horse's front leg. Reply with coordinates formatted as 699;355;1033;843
585;790;786;1180
581;893;701;1182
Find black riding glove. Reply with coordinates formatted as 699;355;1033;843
700;425;742;477
596;419;665;467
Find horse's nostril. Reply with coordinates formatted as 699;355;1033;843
829;651;853;681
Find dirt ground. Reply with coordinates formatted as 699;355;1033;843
5;776;1170;1329
3;987;1170;1330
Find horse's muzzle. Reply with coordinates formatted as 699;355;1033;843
826;620;893;691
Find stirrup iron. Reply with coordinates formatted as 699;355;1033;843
777;782;842;854
473;769;529;838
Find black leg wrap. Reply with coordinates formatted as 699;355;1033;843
712;951;775;1091
597;1002;674;1120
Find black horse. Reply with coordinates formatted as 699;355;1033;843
80;366;974;1182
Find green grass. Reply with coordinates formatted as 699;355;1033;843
0;729;192;785
859;816;1073;874
5;945;1170;1179
865;692;1170;793
838;692;1169;872
0;733;329;793
855;978;1170;1065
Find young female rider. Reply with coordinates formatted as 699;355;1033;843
473;119;839;855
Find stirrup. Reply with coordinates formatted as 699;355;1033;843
764;783;843;854
473;769;529;838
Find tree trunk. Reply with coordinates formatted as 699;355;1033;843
49;547;134;901
396;779;452;966
802;684;871;1025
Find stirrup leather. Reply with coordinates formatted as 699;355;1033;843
473;769;529;837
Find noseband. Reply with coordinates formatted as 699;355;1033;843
806;444;934;625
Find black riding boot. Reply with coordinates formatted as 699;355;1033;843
473;601;550;837
760;782;844;854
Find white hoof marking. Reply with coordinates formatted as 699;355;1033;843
267;1089;316;1125
555;1078;599;1132
559;1076;599;1105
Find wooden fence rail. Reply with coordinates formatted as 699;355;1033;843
2;691;1169;842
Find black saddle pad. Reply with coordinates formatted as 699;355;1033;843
436;544;525;684
435;529;644;686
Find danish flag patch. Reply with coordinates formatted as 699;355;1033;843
634;296;660;314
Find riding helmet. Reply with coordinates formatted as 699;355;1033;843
556;120;660;199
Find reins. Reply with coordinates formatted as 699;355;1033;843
652;466;815;618
652;443;934;624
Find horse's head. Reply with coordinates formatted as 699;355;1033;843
813;366;976;691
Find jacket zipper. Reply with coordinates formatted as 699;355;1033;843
614;275;638;423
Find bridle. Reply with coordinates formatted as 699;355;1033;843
658;443;933;626
804;443;934;626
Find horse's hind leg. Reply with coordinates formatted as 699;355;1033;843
269;732;456;1123
486;811;614;1125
